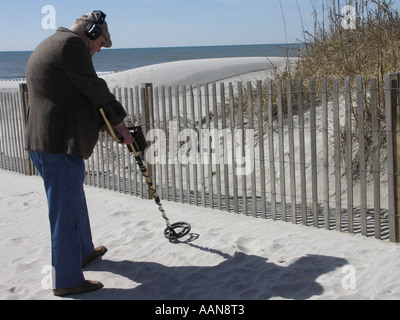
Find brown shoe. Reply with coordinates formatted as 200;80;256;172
53;280;104;297
82;246;108;268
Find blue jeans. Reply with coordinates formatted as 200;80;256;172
29;151;94;289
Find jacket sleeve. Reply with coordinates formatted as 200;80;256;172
59;37;126;128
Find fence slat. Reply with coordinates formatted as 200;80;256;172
154;87;162;200
370;77;381;239
212;83;221;210
297;78;308;225
190;86;198;206
356;76;367;236
140;86;148;198
322;78;330;230
310;78;319;228
257;80;267;219
175;86;184;204
116;88;122;193
277;79;287;221
267;80;277;220
126;88;133;195
345;77;354;234
333;78;342;231
162;86;169;201
132;87;139;196
385;74;400;242
168;86;176;203
198;84;206;208
237;82;247;216
206;83;216;210
220;82;230;212
394;74;400;242
287;78;297;224
247;82;257;218
182;85;190;205
229;83;239;214
19;84;33;175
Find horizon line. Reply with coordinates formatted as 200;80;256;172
0;42;305;53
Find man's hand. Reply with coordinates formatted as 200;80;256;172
115;123;135;145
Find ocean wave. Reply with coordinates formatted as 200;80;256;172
0;78;26;83
96;71;117;76
0;71;117;82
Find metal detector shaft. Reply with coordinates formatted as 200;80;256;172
98;108;172;228
99;108;191;241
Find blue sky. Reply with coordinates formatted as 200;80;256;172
0;0;396;51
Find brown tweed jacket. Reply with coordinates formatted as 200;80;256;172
25;27;126;159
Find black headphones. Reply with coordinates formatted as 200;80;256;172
85;10;106;40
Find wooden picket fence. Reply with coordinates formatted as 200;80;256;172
1;75;400;242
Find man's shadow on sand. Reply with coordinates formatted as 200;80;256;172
80;234;348;300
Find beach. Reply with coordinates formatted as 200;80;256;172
1;57;400;301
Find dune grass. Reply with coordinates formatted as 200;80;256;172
256;0;400;175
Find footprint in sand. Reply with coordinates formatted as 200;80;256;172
235;236;258;253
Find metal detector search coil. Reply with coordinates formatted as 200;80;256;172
98;108;192;240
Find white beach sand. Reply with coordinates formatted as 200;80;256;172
1;57;399;301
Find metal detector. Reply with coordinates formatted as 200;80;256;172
99;108;191;240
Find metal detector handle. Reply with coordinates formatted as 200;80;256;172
98;107;137;154
98;108;122;143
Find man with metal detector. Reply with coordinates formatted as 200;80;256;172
25;10;134;297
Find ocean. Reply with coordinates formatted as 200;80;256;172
0;43;302;80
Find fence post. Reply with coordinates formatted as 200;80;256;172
385;74;400;242
394;74;400;243
141;83;155;200
18;83;33;176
